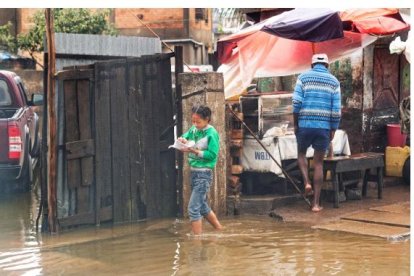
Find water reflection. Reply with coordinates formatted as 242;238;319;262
0;189;410;275
0;190;42;275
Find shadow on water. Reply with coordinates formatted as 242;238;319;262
0;188;410;275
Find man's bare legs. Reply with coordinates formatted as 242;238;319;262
205;211;223;230
298;152;313;196
312;150;325;212
298;150;325;212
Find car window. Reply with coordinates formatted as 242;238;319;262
15;77;29;105
17;83;28;105
0;79;12;107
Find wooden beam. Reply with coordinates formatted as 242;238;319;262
45;8;57;233
65;139;95;160
55;69;94;81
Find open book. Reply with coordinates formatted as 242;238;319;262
169;140;195;150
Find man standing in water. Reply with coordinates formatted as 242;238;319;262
292;53;341;212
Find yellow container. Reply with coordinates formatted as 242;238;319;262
385;146;410;177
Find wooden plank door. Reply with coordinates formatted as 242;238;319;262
57;67;97;227
56;54;177;227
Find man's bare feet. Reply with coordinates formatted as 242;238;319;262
304;183;313;197
311;205;323;212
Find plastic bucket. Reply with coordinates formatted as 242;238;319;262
387;124;407;147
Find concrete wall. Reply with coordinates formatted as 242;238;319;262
13;8;213;65
114;8;212;44
115;8;212;64
189;8;213;47
16;8;41;34
331;51;365;153
179;72;227;217
0;9;17;36
114;8;185;37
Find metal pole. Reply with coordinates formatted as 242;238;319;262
227;104;311;207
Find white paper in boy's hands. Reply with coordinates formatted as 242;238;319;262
169;139;195;150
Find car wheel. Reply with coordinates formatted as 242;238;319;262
30;135;40;157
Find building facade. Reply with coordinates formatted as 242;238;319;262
0;8;213;66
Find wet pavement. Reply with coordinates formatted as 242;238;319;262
270;177;410;227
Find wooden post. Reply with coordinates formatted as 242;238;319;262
37;53;48;232
179;72;228;216
175;46;184;216
45;8;57;233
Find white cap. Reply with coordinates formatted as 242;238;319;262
312;53;329;64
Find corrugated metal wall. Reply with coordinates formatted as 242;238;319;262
45;33;162;70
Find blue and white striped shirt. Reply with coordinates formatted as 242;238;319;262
292;64;341;130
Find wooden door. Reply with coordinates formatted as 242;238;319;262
57;66;100;227
55;54;177;228
94;54;177;224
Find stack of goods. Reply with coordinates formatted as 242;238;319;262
228;104;244;195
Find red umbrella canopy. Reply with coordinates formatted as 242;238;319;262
340;8;410;35
218;8;344;63
217;8;410;100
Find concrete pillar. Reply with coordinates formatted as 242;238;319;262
362;44;375;151
178;72;227;217
363;44;375;111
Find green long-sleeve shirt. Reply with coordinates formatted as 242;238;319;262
181;125;220;169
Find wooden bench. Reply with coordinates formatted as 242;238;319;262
323;152;384;208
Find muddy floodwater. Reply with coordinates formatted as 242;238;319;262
0;191;409;275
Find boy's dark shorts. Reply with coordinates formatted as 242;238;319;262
296;127;330;153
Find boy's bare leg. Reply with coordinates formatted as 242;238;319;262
205;211;222;230
312;150;325;212
191;220;203;235
298;152;313;196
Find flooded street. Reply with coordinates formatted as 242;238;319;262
0;189;409;275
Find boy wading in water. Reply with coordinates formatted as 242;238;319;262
178;105;223;235
293;53;341;212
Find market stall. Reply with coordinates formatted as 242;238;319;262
221;8;410;200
